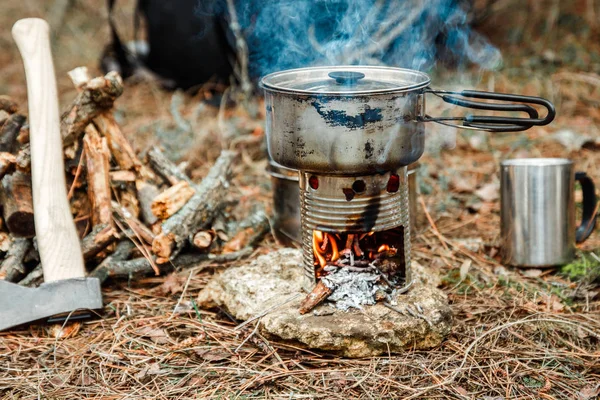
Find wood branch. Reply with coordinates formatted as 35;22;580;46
69;66;153;183
83;124;112;227
119;187;140;219
93;113;143;172
299;280;333;315
110;170;136;183
91;246;252;284
0;231;11;253
147;146;192;185
0;96;18;114
152;151;236;261
88;240;135;283
18;223;120;287
18;264;42;287
81;223;120;260
0;237;32;282
136;180;160;226
61;71;123;147
0;110;9;125
192;229;215;250
0;152;16;179
17;124;29;145
15;144;30;172
0;170;35;237
0;114;26;153
112;200;155;245
222;206;270;253
151;180;195;220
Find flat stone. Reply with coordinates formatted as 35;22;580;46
198;249;452;358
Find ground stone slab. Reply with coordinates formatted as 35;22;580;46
198;249;452;358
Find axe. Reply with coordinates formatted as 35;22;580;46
0;18;102;331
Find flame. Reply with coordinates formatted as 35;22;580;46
311;227;406;284
378;244;390;252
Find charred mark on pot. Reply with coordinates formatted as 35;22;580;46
266;105;272;112
311;101;383;130
293;136;314;158
364;140;374;159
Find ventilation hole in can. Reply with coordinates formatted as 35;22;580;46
309;175;319;190
387;174;400;192
352;180;366;193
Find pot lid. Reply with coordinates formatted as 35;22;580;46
260;65;430;95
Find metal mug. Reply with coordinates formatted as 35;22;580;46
500;158;597;267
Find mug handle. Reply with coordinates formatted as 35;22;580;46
575;171;598;243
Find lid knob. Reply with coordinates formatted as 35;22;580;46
328;71;365;85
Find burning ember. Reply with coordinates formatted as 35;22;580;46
312;228;405;284
298;226;407;313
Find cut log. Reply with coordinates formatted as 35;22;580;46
0;152;16;179
147;146;192;185
0;237;32;282
110;170;136;183
93;113;144;171
152;151;236;261
0;96;18;114
0;114;26;153
0;170;35;237
81;223;120;260
83;124;112;227
136;180;160;226
61;71;123;147
299;280;333;315
151;180;195;220
112;201;155;245
222;206;270;253
192;229;215;250
15;144;30;172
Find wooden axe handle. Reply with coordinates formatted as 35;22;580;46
12;18;85;282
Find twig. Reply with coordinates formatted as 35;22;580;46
419;195;450;252
169;270;194;320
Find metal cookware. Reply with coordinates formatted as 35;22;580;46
268;161;420;245
500;158;597;267
261;65;555;175
267;160;301;246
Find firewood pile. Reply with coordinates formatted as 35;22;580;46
0;67;270;286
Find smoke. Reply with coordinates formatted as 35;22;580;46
235;0;502;77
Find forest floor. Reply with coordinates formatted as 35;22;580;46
0;1;599;399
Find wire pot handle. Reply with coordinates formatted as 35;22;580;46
422;89;556;132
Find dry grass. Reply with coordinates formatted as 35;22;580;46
1;0;600;399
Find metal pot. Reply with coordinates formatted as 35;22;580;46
261;66;555;175
267;160;301;246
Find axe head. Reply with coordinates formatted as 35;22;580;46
0;278;102;331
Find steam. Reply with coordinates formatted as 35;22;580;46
234;0;502;77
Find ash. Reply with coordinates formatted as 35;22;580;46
321;267;382;311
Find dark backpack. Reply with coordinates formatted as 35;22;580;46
103;0;235;90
